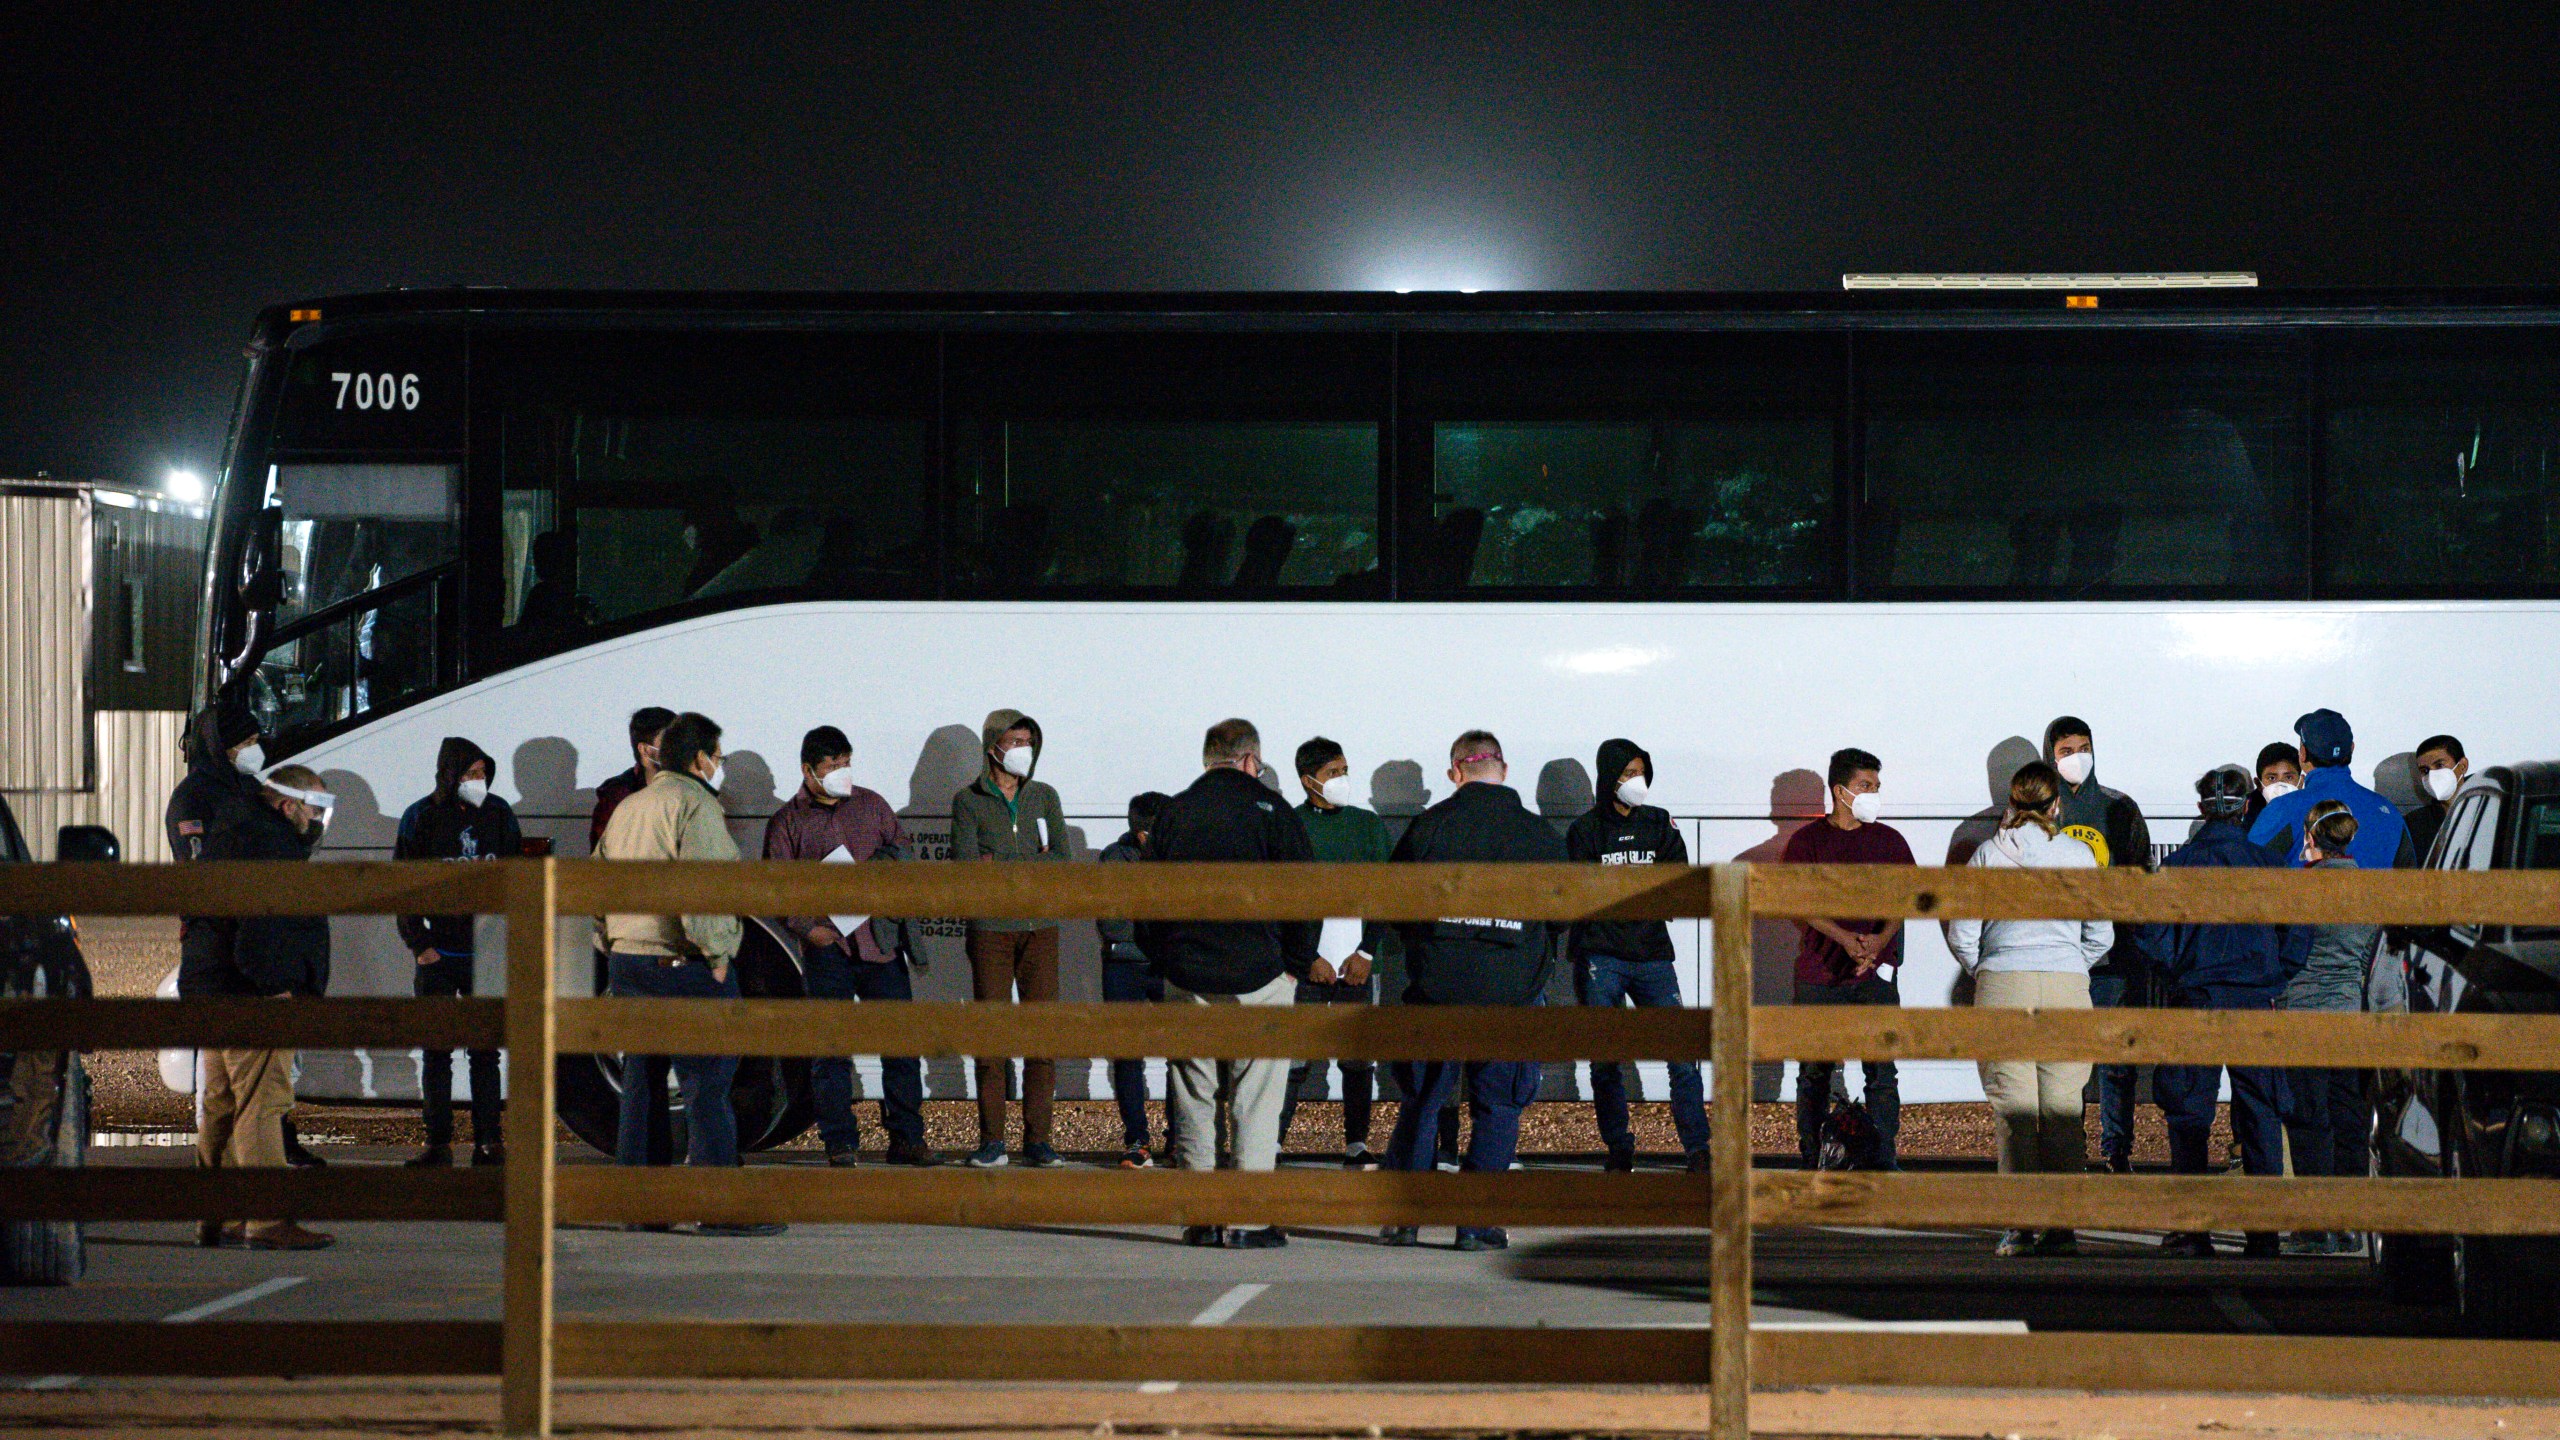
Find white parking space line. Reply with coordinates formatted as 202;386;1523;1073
2212;1290;2273;1333
1187;1282;1269;1327
1137;1282;1271;1394
161;1275;307;1324
1815;1225;1980;1241
19;1375;78;1391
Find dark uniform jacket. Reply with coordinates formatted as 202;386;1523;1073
1391;780;1569;1006
2134;820;2312;999
395;738;523;957
1097;831;1147;964
1140;766;1318;995
1566;738;1685;965
167;706;266;998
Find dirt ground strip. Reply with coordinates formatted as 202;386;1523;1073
5;1380;2557;1440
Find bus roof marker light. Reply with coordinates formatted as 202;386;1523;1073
165;469;205;503
288;308;322;323
2066;295;2099;309
1841;273;2258;290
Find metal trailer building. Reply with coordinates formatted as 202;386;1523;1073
0;479;208;861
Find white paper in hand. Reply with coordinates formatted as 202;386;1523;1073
821;844;869;937
1318;917;1364;964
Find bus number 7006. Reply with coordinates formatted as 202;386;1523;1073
330;371;420;411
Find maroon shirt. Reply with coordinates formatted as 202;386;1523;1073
1779;816;1916;986
761;783;908;962
589;765;646;855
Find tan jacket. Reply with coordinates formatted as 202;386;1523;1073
596;770;741;961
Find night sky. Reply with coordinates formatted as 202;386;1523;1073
6;5;2558;486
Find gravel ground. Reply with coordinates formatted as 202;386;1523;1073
77;916;2230;1166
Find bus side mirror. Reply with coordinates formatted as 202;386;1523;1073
56;826;120;863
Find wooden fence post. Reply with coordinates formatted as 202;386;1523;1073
1708;862;1753;1440
501;859;559;1437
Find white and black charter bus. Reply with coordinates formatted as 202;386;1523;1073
192;282;2560;1148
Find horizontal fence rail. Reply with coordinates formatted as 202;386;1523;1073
11;855;2560;1440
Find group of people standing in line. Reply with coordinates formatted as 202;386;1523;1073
166;686;2468;1256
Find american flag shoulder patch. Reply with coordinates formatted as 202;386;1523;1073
177;820;204;836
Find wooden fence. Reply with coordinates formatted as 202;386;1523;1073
4;859;2560;1438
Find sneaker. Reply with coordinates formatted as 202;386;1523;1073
239;1221;335;1251
1344;1142;1381;1170
2034;1228;2078;1256
692;1222;787;1238
1995;1229;2038;1257
1454;1227;1510;1252
824;1147;862;1168
2104;1150;2133;1176
966;1142;1011;1168
1225;1226;1288;1250
1183;1225;1226;1247
1684;1151;1711;1174
404;1145;453;1169
1378;1225;1420;1247
1604;1143;1637;1173
1022;1143;1066;1168
282;1139;328;1169
1120;1146;1155;1169
471;1142;506;1168
885;1138;942;1168
1434;1158;1461;1174
2160;1231;2218;1258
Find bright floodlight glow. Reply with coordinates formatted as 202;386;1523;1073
165;469;206;503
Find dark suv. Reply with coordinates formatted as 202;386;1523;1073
0;798;117;1285
2368;762;2560;1336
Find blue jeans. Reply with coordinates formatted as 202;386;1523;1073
2154;986;2285;1178
1101;958;1176;1150
2086;970;2142;1162
2280;1066;2368;1179
802;943;925;1151
1792;976;1901;1166
609;953;742;1169
1387;1056;1540;1238
1576;954;1710;1157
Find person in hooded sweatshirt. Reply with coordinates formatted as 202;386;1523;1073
949;709;1074;1168
2278;801;2382;1256
1567;737;1708;1173
1378;730;1568;1253
1947;760;2113;1257
2138;765;2313;1259
186;761;338;1251
1140;719;1317;1250
2041;716;2154;1174
1098;791;1178;1167
395;737;522;1168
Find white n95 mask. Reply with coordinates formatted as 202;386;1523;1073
2055;752;2095;786
1849;791;1885;824
2262;780;2301;804
2424;767;2459;803
821;767;858;798
1616;776;1650;808
704;762;726;793
1320;774;1357;808
231;743;265;775
457;778;490;807
1000;746;1036;779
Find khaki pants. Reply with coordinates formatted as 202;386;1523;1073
1166;972;1296;1175
1973;971;2092;1176
198;1047;295;1238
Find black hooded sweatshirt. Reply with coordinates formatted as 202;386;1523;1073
395;737;524;955
1140;766;1319;994
1566;738;1688;965
1391;779;1569;1006
168;701;267;997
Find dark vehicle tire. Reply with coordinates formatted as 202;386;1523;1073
1;1051;88;1286
555;920;814;1157
2455;1234;2559;1338
2371;1231;2455;1305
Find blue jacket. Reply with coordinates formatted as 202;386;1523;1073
2135;820;2311;996
2248;765;2410;871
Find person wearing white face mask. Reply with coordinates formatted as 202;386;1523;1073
1780;747;1914;1170
2241;741;2304;835
1279;736;1392;1168
1567;738;1709;1172
949;709;1074;1169
761;725;937;1169
2040;717;2154;1174
2403;733;2469;864
393;738;522;1168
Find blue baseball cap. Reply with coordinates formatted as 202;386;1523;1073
2295;708;2354;766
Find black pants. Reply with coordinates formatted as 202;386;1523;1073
2281;1066;2370;1178
1793;975;1902;1166
415;952;501;1148
1279;976;1377;1149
